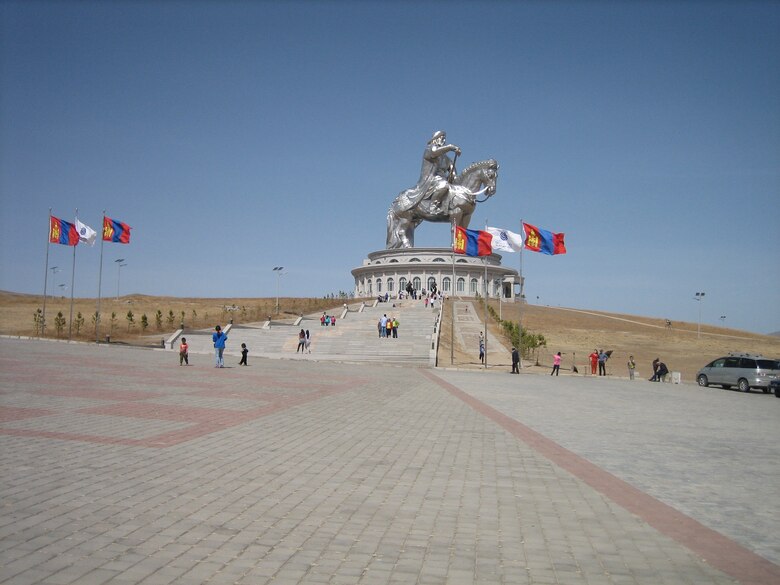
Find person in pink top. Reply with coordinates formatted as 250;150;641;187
551;352;562;376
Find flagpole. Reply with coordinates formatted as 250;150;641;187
96;210;105;343
450;223;455;365
68;208;78;341
483;220;488;369
518;219;524;369
42;209;52;338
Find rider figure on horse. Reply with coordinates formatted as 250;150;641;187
406;130;461;214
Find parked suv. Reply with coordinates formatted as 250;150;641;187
696;353;779;393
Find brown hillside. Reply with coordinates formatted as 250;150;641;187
437;299;780;384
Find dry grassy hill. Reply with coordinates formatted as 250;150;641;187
3;291;778;385
438;300;780;384
0;291;346;343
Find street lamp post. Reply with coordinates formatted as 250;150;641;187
115;259;127;301
273;267;284;315
50;266;59;293
694;291;706;339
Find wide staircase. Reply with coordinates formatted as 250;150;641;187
175;300;440;367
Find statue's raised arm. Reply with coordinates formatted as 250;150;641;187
387;131;498;249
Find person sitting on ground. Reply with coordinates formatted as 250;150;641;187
655;361;669;382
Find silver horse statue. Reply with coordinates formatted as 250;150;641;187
386;159;498;249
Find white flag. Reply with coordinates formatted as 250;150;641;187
486;227;523;253
75;218;97;246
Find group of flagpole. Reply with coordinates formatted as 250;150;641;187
451;219;565;370
42;211;131;342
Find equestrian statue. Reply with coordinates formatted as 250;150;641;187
386;130;498;249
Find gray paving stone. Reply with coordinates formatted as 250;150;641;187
1;338;775;585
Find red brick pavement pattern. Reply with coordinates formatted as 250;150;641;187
423;370;780;585
0;406;55;422
0;349;370;449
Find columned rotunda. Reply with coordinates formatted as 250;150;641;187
351;247;519;300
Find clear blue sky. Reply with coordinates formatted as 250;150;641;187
1;1;778;334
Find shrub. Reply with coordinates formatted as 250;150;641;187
74;312;85;335
140;314;149;333
54;311;66;337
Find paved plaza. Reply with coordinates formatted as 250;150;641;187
1;338;778;585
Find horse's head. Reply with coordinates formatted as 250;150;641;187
456;159;499;200
482;160;499;197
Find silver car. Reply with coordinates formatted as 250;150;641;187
696;353;779;393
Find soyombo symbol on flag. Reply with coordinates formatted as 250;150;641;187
453;226;493;257
103;216;131;243
50;216;79;246
522;222;566;255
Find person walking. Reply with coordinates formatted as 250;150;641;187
212;325;227;368
551;352;562;376
239;343;248;366
511;347;520;374
305;329;312;354
627;355;636;380
479;334;485;364
296;329;306;353
179;337;189;366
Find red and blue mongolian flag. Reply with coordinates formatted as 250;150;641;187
453;226;493;257
49;216;79;246
103;216;132;244
522;222;566;256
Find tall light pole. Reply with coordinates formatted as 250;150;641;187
694;291;705;339
50;266;59;293
273;266;284;315
115;259;127;301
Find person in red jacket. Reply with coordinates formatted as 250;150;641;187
589;350;599;375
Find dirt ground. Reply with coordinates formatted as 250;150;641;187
0;291;348;345
436;299;780;385
3;291;779;385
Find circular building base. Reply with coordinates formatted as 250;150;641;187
351;248;519;300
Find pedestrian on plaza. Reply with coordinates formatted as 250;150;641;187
598;349;609;376
386;317;393;339
179;337;189;366
650;357;660;381
380;314;388;338
305;329;312;353
330;315;336;326
511;347;520;374
392;317;399;338
479;333;485;364
551;351;562;376
296;329;306;353
589;349;599;375
627;355;636;380
655;361;669;382
239;343;248;366
325;315;331;327
377;318;382;338
212;325;227;368
321;313;326;326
